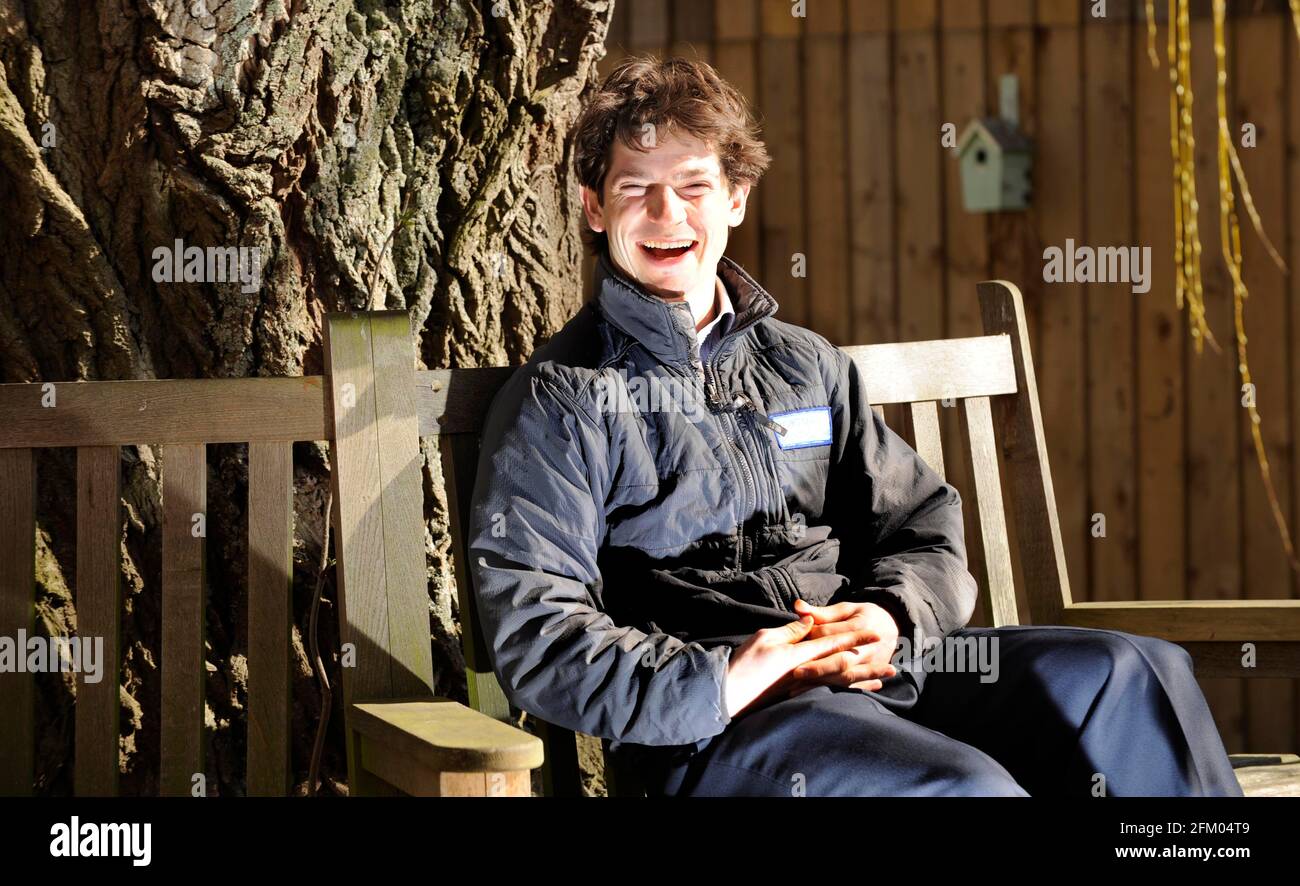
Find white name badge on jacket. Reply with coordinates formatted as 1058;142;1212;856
768;406;833;450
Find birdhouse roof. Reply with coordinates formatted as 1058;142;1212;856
958;117;1031;154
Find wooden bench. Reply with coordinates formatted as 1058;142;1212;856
1;280;1296;796
0;311;542;796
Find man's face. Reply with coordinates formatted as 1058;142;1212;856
580;128;750;300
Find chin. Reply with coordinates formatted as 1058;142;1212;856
639;262;705;291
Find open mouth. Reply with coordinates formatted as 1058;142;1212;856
638;238;698;263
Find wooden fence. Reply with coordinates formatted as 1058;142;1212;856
583;0;1300;755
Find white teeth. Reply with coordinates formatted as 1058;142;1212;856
641;240;694;249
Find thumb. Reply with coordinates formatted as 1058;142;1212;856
785;614;814;638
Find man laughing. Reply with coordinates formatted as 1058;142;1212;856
467;56;1242;797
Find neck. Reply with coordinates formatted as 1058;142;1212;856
665;273;721;333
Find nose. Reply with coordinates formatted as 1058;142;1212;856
646;184;688;227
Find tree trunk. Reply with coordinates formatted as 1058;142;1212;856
0;0;610;795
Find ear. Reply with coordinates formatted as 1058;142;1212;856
727;181;752;228
580;184;606;234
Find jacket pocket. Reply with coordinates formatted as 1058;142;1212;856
772;534;849;609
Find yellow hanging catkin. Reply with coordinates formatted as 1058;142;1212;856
1151;0;1299;570
1211;0;1300;571
1168;0;1220;352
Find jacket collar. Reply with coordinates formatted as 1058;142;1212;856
592;250;779;367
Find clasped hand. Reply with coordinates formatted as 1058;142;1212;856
725;598;903;718
773;598;900;700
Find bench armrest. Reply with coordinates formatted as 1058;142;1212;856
349;697;544;795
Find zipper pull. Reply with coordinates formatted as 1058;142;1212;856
732;392;787;436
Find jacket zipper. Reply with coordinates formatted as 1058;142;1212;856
701;350;757;569
668;300;784;572
732;392;793;531
774;564;798;612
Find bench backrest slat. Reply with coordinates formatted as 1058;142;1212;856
0;377;328;448
438;433;508;721
160;443;207;796
324;311;436;795
74;445;121;796
978;281;1073;624
960;396;1019;627
844;335;1018;404
908;401;946;480
247;440;294;796
0;448;36;796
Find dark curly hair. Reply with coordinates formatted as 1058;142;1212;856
572;54;772;255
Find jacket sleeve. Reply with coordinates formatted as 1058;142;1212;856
823;347;979;651
467;366;733;747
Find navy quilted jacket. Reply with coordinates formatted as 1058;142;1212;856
468;251;978;747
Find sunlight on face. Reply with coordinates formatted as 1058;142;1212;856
581;128;750;300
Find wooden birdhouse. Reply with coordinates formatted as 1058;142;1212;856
957;75;1033;213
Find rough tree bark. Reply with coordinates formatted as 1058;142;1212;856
0;0;610;795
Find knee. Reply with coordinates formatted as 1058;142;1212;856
1049;629;1193;680
930;749;1029;797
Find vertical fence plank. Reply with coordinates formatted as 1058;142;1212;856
804;0;848;343
1186;10;1245;753
714;0;762;274
1234;12;1295;755
760;0;806;327
74;446;120;796
672;0;712;60
161;443;207;796
1289;0;1300;752
1084;0;1138;603
987;0;1038;351
847;4;897;429
1134;4;1186;609
894;0;942;346
986;0;1037;619
247;440;293;796
939;0;990;623
0;448;35;796
893;0;941;443
627;0;669;57
893;0;941;440
803;0;848;345
1035;0;1090;614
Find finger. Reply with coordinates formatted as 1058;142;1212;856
800;628;881;662
848;662;898;681
791;650;856;680
791;599;860;623
848;679;885;693
779;614;815;641
792;651;897;682
803;618;868;639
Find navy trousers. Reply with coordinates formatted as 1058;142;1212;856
618;626;1244;797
